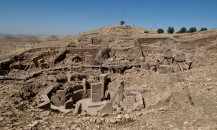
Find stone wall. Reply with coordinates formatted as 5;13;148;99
67;48;98;57
137;37;176;46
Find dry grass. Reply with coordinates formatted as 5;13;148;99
0;41;70;61
0;35;78;61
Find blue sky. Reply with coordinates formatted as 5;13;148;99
0;0;217;34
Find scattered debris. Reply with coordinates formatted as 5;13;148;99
0;26;217;129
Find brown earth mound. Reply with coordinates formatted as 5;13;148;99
0;26;217;130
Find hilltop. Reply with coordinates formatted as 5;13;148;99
0;26;217;129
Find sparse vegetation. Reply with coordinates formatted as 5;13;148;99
167;27;174;34
176;27;208;33
176;27;187;33
1;25;217;129
120;20;125;25
157;28;164;34
188;27;197;33
199;27;208;31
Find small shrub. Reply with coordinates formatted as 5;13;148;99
188;27;197;33
120;20;125;25
176;27;187;33
167;26;174;34
199;27;208;31
157;28;164;34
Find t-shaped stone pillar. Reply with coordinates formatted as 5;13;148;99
91;82;103;102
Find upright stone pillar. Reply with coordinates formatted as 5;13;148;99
99;74;107;99
117;85;124;102
82;78;87;93
91;83;103;102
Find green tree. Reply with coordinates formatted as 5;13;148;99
157;28;164;34
199;27;208;31
177;27;187;33
120;20;125;25
167;26;174;34
188;27;197;33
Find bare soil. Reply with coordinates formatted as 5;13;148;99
0;26;217;130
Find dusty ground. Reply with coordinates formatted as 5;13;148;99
0;26;217;130
0;35;76;61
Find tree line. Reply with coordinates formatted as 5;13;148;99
157;27;208;34
119;20;208;34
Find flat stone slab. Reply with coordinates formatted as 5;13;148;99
75;98;107;116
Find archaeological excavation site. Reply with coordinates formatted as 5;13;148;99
0;26;217;129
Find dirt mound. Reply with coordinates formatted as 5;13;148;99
0;26;217;129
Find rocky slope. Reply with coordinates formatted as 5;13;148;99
0;26;217;130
